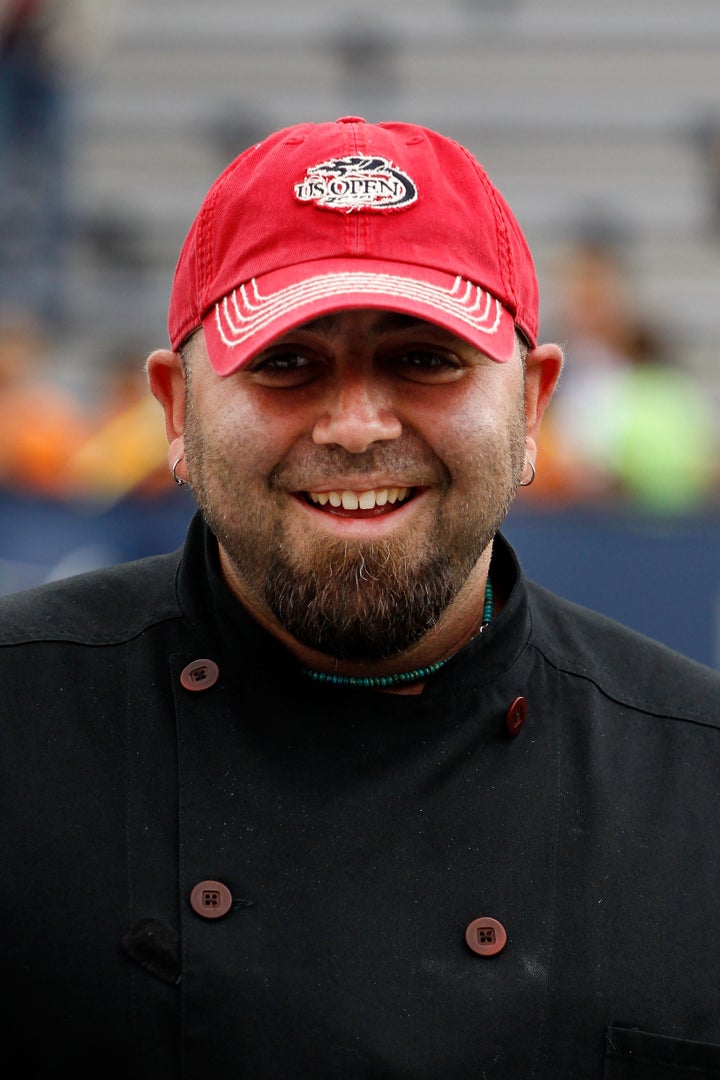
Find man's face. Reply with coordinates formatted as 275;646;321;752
178;310;534;660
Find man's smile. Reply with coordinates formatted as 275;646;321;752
305;486;413;512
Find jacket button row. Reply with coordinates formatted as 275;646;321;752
180;659;220;691
189;879;508;957
179;659;526;741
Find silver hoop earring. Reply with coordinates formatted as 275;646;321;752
171;456;187;486
519;460;536;488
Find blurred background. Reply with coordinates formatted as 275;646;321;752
2;0;720;664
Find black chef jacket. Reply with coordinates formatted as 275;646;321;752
2;511;720;1079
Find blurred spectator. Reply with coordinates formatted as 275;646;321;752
0;319;169;504
0;0;122;327
0;312;89;494
533;232;720;513
694;112;720;232
65;343;171;503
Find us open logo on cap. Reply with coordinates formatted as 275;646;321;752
294;156;417;212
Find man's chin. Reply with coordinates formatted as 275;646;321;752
264;553;464;661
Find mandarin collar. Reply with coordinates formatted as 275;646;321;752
176;510;533;697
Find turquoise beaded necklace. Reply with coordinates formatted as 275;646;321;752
300;576;494;690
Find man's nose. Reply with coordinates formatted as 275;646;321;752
311;375;402;453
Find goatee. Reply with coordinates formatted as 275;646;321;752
263;532;481;661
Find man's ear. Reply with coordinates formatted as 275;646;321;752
523;342;563;464
146;349;187;479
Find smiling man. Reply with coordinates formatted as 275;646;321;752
3;118;720;1079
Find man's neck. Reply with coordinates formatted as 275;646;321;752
217;542;496;687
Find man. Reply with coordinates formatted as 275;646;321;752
2;118;720;1079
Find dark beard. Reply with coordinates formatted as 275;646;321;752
263;532;482;661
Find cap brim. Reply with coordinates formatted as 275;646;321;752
201;258;517;376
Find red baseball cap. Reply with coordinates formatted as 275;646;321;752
168;116;539;374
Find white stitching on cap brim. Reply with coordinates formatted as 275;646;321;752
214;272;504;348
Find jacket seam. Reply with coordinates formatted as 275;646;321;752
529;639;720;732
0;611;184;649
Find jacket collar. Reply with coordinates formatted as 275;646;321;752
176;510;534;697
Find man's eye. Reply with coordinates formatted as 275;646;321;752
249;351;320;385
390;350;462;380
260;351;309;371
400;350;448;366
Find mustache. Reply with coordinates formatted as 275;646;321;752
269;437;449;491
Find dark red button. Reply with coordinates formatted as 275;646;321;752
465;917;507;956
180;659;219;692
506;695;527;736
190;880;233;919
336;115;366;124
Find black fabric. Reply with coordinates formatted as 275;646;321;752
2;511;720;1078
604;1027;720;1078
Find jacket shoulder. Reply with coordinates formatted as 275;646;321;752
527;580;720;726
0;549;183;646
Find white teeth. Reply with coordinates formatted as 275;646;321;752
307;487;410;510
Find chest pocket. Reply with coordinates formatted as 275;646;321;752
604;1026;720;1078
